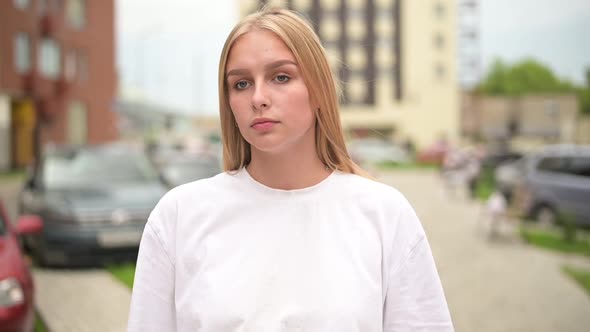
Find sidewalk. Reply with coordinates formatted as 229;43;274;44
379;170;590;332
34;269;132;332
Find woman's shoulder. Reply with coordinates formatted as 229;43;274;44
152;172;231;208
334;171;408;203
147;171;234;226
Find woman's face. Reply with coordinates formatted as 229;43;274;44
226;29;317;156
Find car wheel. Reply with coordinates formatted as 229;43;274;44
535;205;557;226
30;236;51;267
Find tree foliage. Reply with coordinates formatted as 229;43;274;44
477;59;590;114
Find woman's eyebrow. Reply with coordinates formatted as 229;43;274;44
226;59;298;79
265;59;298;70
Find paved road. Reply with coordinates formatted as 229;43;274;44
379;170;590;332
3;170;590;331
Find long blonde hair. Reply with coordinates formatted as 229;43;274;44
218;6;367;176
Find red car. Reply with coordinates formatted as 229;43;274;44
0;200;42;332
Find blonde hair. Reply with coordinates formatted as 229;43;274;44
218;6;367;176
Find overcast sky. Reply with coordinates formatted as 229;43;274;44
116;0;590;115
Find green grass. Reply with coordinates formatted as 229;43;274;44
107;263;136;289
0;169;25;181
521;227;590;257
376;161;438;170
35;313;47;332
475;167;495;201
563;266;590;297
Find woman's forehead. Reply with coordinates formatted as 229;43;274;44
226;30;296;68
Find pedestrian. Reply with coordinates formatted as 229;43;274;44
128;6;453;332
484;190;508;239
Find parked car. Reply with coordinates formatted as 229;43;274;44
19;143;168;266
512;145;590;226
494;157;527;202
0;200;42;332
347;138;411;166
481;151;523;170
416;141;450;165
160;153;221;188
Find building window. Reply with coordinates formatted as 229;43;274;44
14;32;31;74
293;0;311;12
67;101;88;145
13;0;30;10
347;8;364;21
376;8;392;21
376;35;393;49
38;0;48;15
38;38;61;79
321;17;340;41
66;0;86;29
348;75;367;105
435;2;446;18
434;33;445;49
435;63;446;80
49;0;62;14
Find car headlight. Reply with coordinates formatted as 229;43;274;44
0;277;25;307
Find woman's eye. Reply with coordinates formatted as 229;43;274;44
275;75;290;83
235;81;250;90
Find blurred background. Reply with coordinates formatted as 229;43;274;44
0;0;589;331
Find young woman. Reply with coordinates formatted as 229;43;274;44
128;7;453;332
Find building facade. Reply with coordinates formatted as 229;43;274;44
0;0;117;170
238;0;459;148
462;93;583;147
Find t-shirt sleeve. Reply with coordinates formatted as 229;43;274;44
127;196;177;331
382;199;454;332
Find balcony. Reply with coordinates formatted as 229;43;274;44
40;14;55;37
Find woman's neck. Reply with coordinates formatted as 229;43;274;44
246;148;331;190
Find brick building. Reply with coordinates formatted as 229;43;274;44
0;0;118;170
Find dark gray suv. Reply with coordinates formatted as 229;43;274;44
514;145;590;226
19;143;168;266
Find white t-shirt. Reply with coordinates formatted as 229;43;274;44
128;168;453;332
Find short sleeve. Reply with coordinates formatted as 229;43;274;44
127;201;177;331
382;235;454;332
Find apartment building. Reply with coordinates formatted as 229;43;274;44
239;0;459;148
0;0;117;170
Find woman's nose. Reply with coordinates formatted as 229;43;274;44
251;83;271;111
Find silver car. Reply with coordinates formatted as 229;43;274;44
19;143;168;266
347;138;411;166
513;145;590;226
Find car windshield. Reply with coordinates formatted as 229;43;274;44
164;159;219;181
43;147;160;189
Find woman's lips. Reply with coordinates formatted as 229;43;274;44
251;121;278;130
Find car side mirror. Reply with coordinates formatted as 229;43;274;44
15;215;43;235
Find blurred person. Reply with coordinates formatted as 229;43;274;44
482;190;508;239
465;145;485;199
440;147;466;198
128;6;453;332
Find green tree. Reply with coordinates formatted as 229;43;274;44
477;58;574;96
579;68;590;115
477;59;589;114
